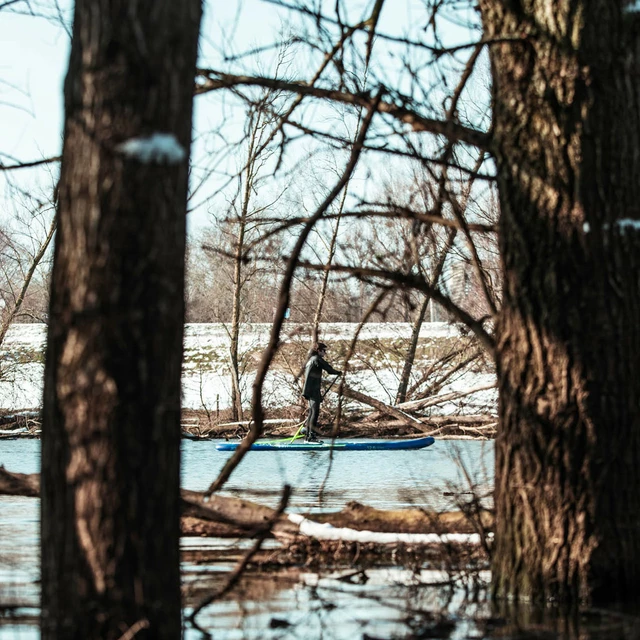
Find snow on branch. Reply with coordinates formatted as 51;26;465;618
116;133;186;165
616;218;640;232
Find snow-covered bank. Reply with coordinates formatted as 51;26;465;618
0;323;497;415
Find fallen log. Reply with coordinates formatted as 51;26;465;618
355;385;496;425
357;415;496;429
394;383;496;412
0;469;493;542
336;385;427;425
181;488;297;538
0;466;40;496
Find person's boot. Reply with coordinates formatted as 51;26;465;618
305;430;322;443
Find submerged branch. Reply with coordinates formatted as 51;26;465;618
187;485;292;628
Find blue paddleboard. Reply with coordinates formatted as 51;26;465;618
215;436;435;451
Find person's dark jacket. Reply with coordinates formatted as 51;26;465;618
302;354;341;401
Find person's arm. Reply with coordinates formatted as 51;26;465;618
318;356;342;376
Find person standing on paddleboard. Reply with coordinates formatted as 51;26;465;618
301;342;342;443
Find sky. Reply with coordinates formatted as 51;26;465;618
0;9;68;167
0;0;284;234
0;0;484;241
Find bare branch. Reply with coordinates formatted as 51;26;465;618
0;155;61;171
299;260;495;355
195;71;490;150
187;485;291;629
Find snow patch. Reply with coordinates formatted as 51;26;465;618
116;133;186;164
0;323;496;414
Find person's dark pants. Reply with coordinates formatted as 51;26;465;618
306;397;321;437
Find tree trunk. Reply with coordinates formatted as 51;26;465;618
396;228;455;404
230;217;246;422
481;0;640;604
395;295;430;405
40;1;201;638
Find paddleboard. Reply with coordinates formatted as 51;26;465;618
215;436;435;451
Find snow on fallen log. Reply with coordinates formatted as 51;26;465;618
287;513;485;545
0;427;28;435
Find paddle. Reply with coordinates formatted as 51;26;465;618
322;374;340;400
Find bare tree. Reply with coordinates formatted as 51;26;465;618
0;211;56;346
226;94;285;421
40;1;201;638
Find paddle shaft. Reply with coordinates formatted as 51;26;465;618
322;374;340;400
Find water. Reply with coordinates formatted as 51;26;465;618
0;438;495;638
183;438;494;512
3;441;640;638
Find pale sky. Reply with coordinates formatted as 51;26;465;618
0;1;481;236
0;0;308;233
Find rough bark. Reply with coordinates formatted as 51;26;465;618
480;0;640;604
40;2;201;638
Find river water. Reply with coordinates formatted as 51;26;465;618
3;439;639;639
0;438;494;638
3;441;640;640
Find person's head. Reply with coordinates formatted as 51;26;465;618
313;342;328;356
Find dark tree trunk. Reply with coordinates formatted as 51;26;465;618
40;2;201;638
395;294;430;405
481;1;640;603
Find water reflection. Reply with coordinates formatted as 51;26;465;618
183;567;492;640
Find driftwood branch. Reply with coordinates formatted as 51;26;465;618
0;467;299;538
336;384;427;425
0;466;40;496
187;485;292;628
335;383;496;429
394;383;496;412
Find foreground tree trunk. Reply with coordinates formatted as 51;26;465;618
40;2;201;638
481;1;640;604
